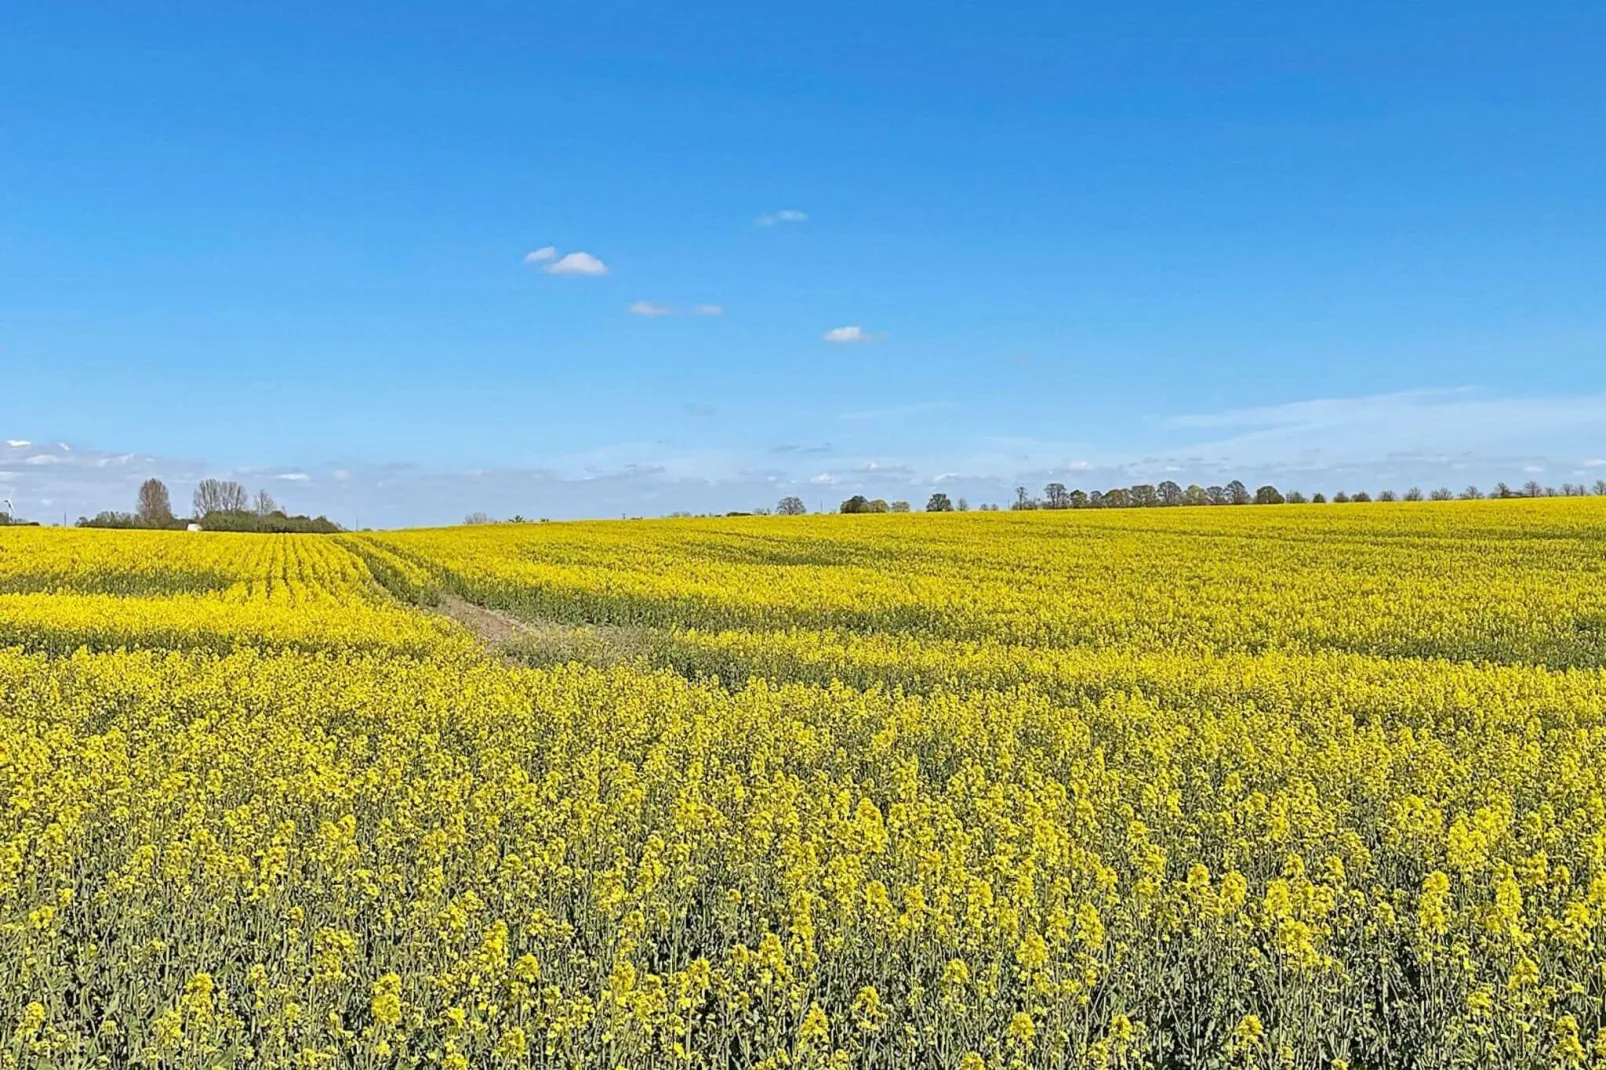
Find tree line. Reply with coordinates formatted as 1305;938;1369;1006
784;478;1606;515
77;478;342;533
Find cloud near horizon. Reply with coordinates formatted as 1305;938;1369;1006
6;388;1605;526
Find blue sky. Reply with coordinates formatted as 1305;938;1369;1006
3;2;1603;525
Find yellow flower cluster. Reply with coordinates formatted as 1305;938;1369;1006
2;499;1605;1067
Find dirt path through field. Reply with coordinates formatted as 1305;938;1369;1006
437;592;654;667
438;593;534;644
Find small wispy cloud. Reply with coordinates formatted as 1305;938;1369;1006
1585;459;1605;468
693;304;724;316
756;209;808;226
808;473;837;485
544;251;609;277
522;246;558;264
823;325;884;344
4;440;29;448
628;301;673;317
275;472;312;482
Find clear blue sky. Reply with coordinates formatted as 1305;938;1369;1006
3;2;1603;524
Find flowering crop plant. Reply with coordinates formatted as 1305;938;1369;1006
3;499;1606;1068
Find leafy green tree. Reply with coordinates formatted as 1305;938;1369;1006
1253;485;1284;504
926;493;954;512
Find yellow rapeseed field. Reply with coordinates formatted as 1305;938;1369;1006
4;500;1606;1068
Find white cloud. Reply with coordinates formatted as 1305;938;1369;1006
275;472;312;482
823;325;883;344
1585;459;1606;468
4;440;29;447
693;304;724;316
522;246;558;264
543;251;609;277
808;473;837;485
24;454;59;466
1523;465;1543;473
756;209;808;226
628;301;673;317
332;469;350;481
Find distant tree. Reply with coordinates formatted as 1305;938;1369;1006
1544;486;1559;498
1225;480;1251;505
136;478;174;527
463;512;493;525
1430;487;1454;501
1068;489;1088;509
194;478;248;516
1129;484;1158;508
1461;485;1483;500
926;493;954;512
1088;490;1105;508
1043;483;1069;509
1253;485;1284;505
1351;491;1372;503
1205;486;1228;506
1523;480;1543;498
1333;491;1351;503
777;496;806;515
1311;492;1328;503
1013;486;1037;511
1377;489;1398;502
890;500;912;513
1285;490;1308;504
254;489;281;516
1183;484;1208;506
1403;486;1424;502
839;495;870;514
956;498;969;512
1595;479;1606;496
1103;487;1132;509
866;499;890;513
1157;480;1184;506
78;510;141;529
1493;481;1513;499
